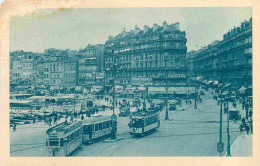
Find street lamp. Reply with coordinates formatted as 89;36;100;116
164;54;169;120
111;63;118;140
225;96;231;156
194;85;197;109
217;88;224;156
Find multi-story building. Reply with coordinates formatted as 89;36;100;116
104;21;187;86
43;49;67;87
10;51;35;86
78;44;105;87
187;17;252;87
64;60;79;87
78;44;105;72
186;50;196;78
78;57;97;87
193;41;219;81
218;18;252;86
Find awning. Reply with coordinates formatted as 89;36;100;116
206;80;213;85
137;87;146;91
75;86;82;91
50;86;59;90
223;83;231;88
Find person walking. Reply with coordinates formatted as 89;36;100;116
245;125;250;135
81;114;84;120
70;116;73;123
13;123;16;132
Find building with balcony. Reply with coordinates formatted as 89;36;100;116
193;40;220;81
64;60;79;88
218;18;252;86
104;21;187;86
78;57;97;87
187;17;252;87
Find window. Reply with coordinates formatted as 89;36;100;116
99;123;102;130
95;124;98;131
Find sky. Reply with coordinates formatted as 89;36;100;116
10;7;252;53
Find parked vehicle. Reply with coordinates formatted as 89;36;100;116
229;110;241;120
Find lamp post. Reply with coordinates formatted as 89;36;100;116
111;63;118;140
164;55;169;120
217;88;224;156
194;85;197;109
226;97;231;156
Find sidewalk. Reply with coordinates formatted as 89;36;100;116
228;133;252;156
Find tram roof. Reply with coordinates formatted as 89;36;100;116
82;115;111;125
131;110;158;117
46;120;82;135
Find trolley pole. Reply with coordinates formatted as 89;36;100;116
217;89;224;156
226;98;231;156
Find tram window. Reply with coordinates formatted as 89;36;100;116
103;122;106;129
99;123;102;130
60;138;64;147
92;124;94;131
95;124;98;131
106;121;109;128
49;139;59;146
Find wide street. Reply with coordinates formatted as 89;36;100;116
76;89;243;156
10;88;246;156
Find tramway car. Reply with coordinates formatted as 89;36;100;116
45;120;83;156
128;110;160;136
82;116;112;144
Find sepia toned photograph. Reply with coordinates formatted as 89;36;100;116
8;7;252;157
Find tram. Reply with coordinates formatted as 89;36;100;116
82;116;112;144
128;110;160;136
45;120;83;156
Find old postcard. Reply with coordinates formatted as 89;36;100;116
0;0;259;166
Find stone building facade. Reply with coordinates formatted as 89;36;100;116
104;21;187;86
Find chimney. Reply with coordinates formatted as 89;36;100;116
144;25;149;33
153;24;159;32
108;35;113;40
135;25;140;35
163;21;168;31
121;28;127;37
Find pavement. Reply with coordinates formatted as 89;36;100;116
227;133;252;156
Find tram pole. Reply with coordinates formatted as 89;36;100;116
164;55;169;120
226;98;231;156
194;84;197;109
111;63;117;140
217;88;224;156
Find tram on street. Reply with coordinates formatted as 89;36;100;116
45;120;83;156
82;116;112;144
128;110;160;136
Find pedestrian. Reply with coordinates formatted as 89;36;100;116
245;125;250;135
13;123;16;132
81;114;84;120
33;117;36;124
54;116;57;125
70;116;73;122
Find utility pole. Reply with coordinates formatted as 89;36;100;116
111;63;118;140
217;88;224;156
226;97;231;156
194;85;197;109
164;55;169;120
